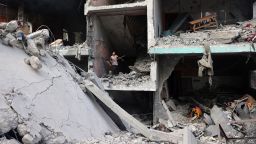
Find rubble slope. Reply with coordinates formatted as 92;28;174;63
0;43;119;142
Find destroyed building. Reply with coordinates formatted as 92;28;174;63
84;0;256;143
1;0;256;143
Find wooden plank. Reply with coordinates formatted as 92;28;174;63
84;80;182;143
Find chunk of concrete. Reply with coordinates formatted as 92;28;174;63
44;135;66;144
209;31;240;44
203;113;213;125
183;127;198;144
210;105;242;138
0;22;7;29
180;32;209;41
5;20;18;32
24;56;42;70
235;102;250;119
17;124;28;137
205;125;219;137
22;134;33;144
0;96;18;135
26;39;40;56
0;138;20;144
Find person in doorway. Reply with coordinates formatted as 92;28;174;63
110;51;119;75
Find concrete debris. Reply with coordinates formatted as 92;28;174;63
80;132;157;144
203;113;213;125
0;96;18;135
103;71;150;86
199;136;221;144
169;104;191;124
0;20;50;72
24;56;42;70
235;102;250;119
53;41;89;51
209;30;240;44
0;138;21;144
205;125;219;137
183;127;198;144
17;124;28;137
5;20;18;32
162;100;177;127
26;39;40;56
49;39;63;48
22;133;41;144
129;57;152;73
0;22;7;29
155;19;256;47
0;30;119;143
210;105;243;138
155;33;219;47
153;94;256;143
51;41;89;60
188;123;206;138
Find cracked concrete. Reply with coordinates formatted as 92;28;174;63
0;43;119;142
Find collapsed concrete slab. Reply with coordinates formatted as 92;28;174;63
0;96;18;135
84;80;183;143
0;43;119;142
210;105;242;138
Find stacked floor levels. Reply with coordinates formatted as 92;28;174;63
85;0;256;124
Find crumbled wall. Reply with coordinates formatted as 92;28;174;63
153;55;182;123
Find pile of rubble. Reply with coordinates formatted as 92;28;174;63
129;57;152;73
102;56;153;87
155;19;256;47
104;71;150;86
0;20;50;70
80;132;156;144
155;94;256;144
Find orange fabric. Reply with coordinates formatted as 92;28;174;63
192;106;202;118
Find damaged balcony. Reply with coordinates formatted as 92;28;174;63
85;0;147;16
147;0;256;55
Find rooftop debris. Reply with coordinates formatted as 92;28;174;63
155;19;256;47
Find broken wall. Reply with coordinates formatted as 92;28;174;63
153;55;181;123
90;16;112;77
99;15;134;56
